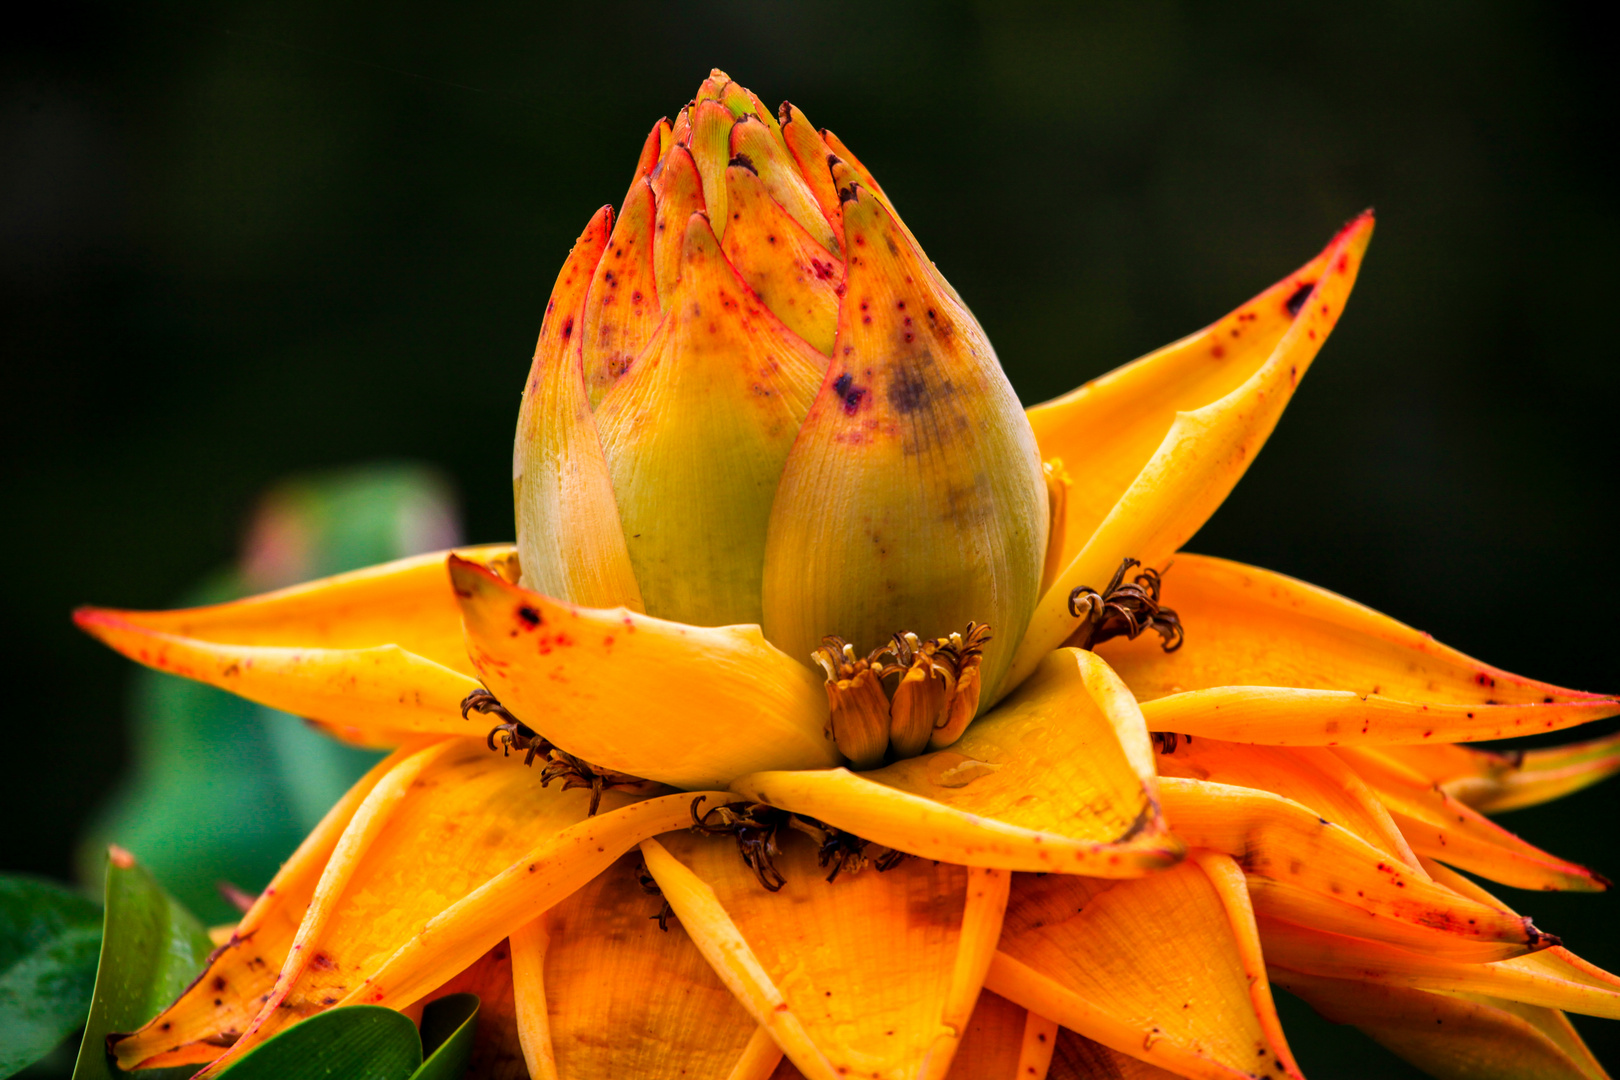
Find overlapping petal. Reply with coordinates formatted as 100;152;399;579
346;791;726;1014
1047;1027;1184;1079
1424;859;1620;1007
75;545;513;673
75;605;480;743
594;209;824;627
729;111;842;260
449;555;838;789
760;166;1047;707
581;176;662;408
112;743;431;1070
1336;746;1608;892
986;859;1301;1079
1005;212;1375;701
196;739;622;1070
641;832;1008;1080
1156;777;1549;955
721;159;842;355
731;649;1181;874
1140;685;1617;746
1155;737;1420;866
1275;971;1608;1080
1096;554;1613;708
1382;732;1620;814
1026;250;1333;575
1258;917;1620;1019
509;853;776;1080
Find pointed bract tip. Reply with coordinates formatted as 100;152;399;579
446;552;503;598
676;210;723;266
71;605;127;640
1333;208;1376;247
1525;920;1563;950
829;157;861;203
578;204;615;248
108;843;135;869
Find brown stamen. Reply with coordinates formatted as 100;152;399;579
812;638;892;769
636;859;676;932
1150;731;1190;755
688;796;908;891
461;688;647;816
1066;558;1184;652
813;622;992;766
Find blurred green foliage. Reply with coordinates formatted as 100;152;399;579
0;878;102;1078
75;465;460;925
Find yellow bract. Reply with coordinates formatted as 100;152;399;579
1275;971;1606;1080
988;861;1301;1080
450;556;838;789
1096;554;1612;707
74;608;481;740
513;853;767;1080
642;832;1007;1080
731;649;1180;874
1005;213;1374;701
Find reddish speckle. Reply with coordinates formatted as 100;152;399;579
833;372;867;415
1285;282;1314;317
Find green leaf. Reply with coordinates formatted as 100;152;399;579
70;850;214;1080
208;1006;422;1080
413;994;479;1080
0;876;103;1079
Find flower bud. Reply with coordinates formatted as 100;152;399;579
515;72;1048;726
760;167;1048;710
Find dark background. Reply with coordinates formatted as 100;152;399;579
3;2;1615;1075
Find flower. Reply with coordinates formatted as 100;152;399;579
77;70;1620;1080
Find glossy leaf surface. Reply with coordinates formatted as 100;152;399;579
0;876;102;1078
71;850;213;1080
